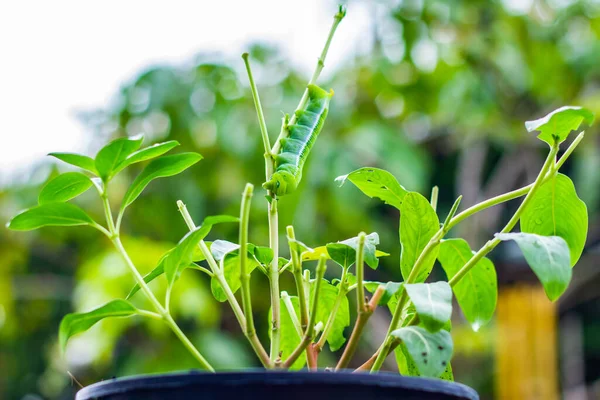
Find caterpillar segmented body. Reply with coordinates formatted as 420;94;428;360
263;84;333;196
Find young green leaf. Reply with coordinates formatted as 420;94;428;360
326;232;380;269
38;172;93;204
7;203;95;231
59;299;139;351
112;140;180;176
126;250;173;299
269;296;305;370
95;136;144;180
49;153;98;175
302;246;389;262
400;192;440;282
525;106;594;145
313;279;350;351
253;246;274;265
364;281;403;305
335;167;407;210
404;282;453;332
121;153;203;210
438;239;497;331
390;326;453;378
521;173;588;266
496;233;572;301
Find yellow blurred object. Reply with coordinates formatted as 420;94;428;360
496;284;558;400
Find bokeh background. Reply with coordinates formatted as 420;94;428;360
2;0;600;399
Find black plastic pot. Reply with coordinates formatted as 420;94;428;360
76;370;479;400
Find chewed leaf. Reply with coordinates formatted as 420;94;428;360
438;238;497;331
391;326;453;378
59;299;139;351
525;106;594;145
7;203;95;231
404;282;452;332
95;136;144;180
121;153;203;210
38;172;93;204
335;167;407;210
496;233;572;301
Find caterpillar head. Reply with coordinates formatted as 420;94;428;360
263;171;297;197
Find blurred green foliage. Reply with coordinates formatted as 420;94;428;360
2;1;600;399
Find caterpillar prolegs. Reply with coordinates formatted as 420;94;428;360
263;84;333;196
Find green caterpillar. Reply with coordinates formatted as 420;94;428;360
263;84;333;196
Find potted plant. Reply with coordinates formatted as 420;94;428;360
7;5;594;400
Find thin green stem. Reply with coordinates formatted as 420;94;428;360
282;255;327;368
442;195;463;231
136;309;163;320
316;267;348;352
268;199;280;361
281;291;303;337
356;232;367;314
242;53;271;156
430;186;439;212
270;5;346;156
287;226;309;332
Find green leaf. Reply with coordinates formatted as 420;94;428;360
59;299;138;351
95;136;144;180
121;153;203;210
400;192;440;282
288;238;313;255
7;203;95;231
303;246;389;262
312;279;350;351
211;255;259;302
163;216;237;289
269;296;305;370
395;346;454;380
210;239;240;261
253;246;274;265
521;173;588;266
404;282;452;332
390;326;453;378
525;106;594;145
364;281;403;305
326;232;380;269
126;250;173;299
335;167;407;210
49;153;98;175
438;239;497;331
496;233;572;301
112;140;180;176
38;172;93;204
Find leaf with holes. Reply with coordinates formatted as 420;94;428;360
521;173;587;266
496;233;572;301
525;106;594;145
404;282;452;332
438;238;497;331
400;192;440;282
391;326;453;378
335;167;407;210
59;299;139;351
38;172;93;204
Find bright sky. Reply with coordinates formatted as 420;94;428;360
0;0;372;185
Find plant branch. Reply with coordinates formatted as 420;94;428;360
336;285;385;370
239;184;271;367
430;186;439;211
315;267;348;352
355;232;367;314
281;291;303;336
287;226;309;332
282;255;327;368
267;199;281;361
242;53;271;156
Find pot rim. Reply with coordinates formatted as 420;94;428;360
76;370;479;400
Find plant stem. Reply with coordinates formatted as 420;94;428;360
315;267;348;352
287;226;309;332
267;199;281;362
336;285;385;370
430;186;439;211
282;255;327;368
239;184;271;367
355;232;367;314
281;291;303;336
242;53;271;156
270;5;346;156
